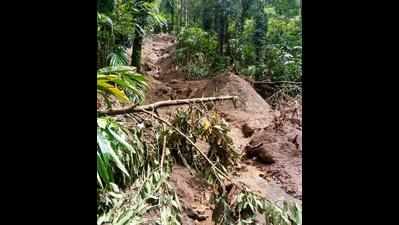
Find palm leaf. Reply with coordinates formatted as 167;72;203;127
97;81;130;102
107;47;128;67
97;66;147;104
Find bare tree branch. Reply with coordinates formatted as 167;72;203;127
98;96;238;116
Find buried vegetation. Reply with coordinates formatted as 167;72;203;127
97;0;301;224
97;67;301;224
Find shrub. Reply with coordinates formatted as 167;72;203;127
176;27;218;79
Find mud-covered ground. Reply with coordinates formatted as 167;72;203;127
136;33;302;224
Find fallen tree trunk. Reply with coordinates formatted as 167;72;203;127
98;96;238;116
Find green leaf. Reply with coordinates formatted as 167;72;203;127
115;210;135;225
107;128;136;154
97;129;130;177
97;151;113;186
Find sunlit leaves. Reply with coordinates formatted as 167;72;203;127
97;65;147;104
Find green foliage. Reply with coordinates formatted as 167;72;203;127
97;0;166;69
266;0;300;18
97;1;302;224
110;0;136;46
214;188;302;225
158;105;240;184
145;2;168;33
97;103;301;224
97;65;150;218
97;0;137;68
267;13;301;46
263;14;301;81
97;2;178;223
229;19;256;66
98;0;116;14
98;169;182;225
96;114;183;223
166;107;201;170
97;13;115;68
174;107;241;185
130;0;167;69
232;7;301;83
199;112;241;169
165;0;301;88
97;66;147;104
159;0;177;31
97;117;152;189
253;6;268;78
263;44;302;82
107;46;129;67
176;27;218;79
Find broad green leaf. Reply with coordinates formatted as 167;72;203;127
107;128;136;154
97;130;130;177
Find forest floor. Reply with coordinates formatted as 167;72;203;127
138;34;302;224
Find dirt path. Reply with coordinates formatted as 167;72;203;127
140;34;302;224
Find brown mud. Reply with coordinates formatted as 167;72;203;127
136;34;302;224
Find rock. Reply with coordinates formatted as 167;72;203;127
169;79;179;84
242;123;255;138
158;86;172;94
245;143;275;164
256;145;275;164
235;165;300;204
186;207;208;221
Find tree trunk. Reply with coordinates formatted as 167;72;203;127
217;0;226;56
179;0;184;31
170;6;175;32
131;30;143;72
131;1;146;72
185;0;188;26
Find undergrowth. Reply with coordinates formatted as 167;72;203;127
97;104;302;225
214;185;301;225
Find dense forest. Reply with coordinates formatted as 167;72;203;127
97;0;302;224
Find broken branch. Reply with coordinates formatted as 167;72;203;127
98;96;238;116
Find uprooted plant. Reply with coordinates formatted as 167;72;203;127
162;105;241;183
97;65;301;225
212;183;302;225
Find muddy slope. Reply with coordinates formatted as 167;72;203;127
139;34;302;224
